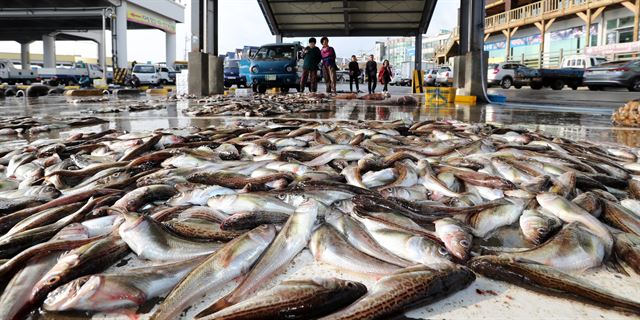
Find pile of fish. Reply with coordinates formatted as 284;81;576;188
1;118;640;320
80;101;168;114
184;93;332;117
612;98;640;127
0;116;107;136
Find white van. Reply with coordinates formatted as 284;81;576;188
561;55;607;69
131;64;160;85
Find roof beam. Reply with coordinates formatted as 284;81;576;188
343;0;350;36
257;0;279;35
273;10;420;16
418;0;437;35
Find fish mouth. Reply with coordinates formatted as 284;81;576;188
43;276;94;311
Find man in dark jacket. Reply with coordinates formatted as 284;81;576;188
348;55;361;93
300;37;321;92
365;55;377;94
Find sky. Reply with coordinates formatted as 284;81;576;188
0;0;459;63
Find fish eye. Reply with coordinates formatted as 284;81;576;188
537;228;547;234
47;276;60;284
438;247;449;256
460;239;470;248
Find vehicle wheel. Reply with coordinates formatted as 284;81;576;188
629;78;640;92
500;77;512;89
296;86;301;92
551;80;564;90
281;87;289;93
530;82;543;90
570;85;578;90
257;84;267;94
588;85;601;91
252;83;258;93
161;79;168;85
514;84;522;89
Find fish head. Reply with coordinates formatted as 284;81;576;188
35;184;62;200
44;275;146;311
315;277;368;300
519;211;551;245
435;218;472;261
32;253;81;301
118;210;145;232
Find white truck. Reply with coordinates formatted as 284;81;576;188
0;59;38;85
38;62;105;86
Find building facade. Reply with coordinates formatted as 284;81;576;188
483;0;639;66
377;30;452;77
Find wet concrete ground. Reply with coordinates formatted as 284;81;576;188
0;88;638;147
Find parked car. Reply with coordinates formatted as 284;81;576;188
487;62;528;89
224;59;247;88
435;66;453;86
249;43;303;93
583;60;640;92
131;64;160;85
336;69;349;82
391;78;411;86
156;65;176;84
0;59;38;84
424;68;438;86
561;55;607;69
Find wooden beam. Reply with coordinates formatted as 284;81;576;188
501;29;509;37
534;22;543;32
621;1;638;14
585;9;592;48
484;33;491;41
576;12;588;23
591;7;605;22
545;18;555;31
510;26;519;37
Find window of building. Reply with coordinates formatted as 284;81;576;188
606;16;637;44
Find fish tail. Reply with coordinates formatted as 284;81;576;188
195;297;232;318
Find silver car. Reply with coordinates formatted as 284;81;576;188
424;68;438;86
583;59;640;92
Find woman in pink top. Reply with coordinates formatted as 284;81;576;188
320;37;337;94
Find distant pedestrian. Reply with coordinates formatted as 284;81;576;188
379;59;393;93
320;37;337;94
348;55;360;93
365;55;377;94
300;37;321;92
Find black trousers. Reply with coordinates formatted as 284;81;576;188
383;81;389;92
367;75;377;93
349;75;359;92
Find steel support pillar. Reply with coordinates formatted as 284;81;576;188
42;34;56;68
191;0;204;52
114;1;128;68
20;42;31;69
166;32;177;67
205;0;218;55
275;34;283;44
455;0;487;102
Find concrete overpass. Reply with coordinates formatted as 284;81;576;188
0;0;184;69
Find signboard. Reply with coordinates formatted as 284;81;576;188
128;6;176;34
585;41;640;56
406;47;415;57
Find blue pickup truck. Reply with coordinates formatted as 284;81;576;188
248;43;304;93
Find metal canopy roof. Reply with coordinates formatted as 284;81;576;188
258;0;438;37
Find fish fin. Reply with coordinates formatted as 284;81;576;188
195;297;232;318
604;257;631;277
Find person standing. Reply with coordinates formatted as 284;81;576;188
348;55;361;93
379;59;393;93
300;37;321;92
365;55;377;94
320;37;337;94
